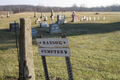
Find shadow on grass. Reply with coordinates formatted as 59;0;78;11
0;22;120;45
34;22;120;37
59;22;120;36
5;76;18;80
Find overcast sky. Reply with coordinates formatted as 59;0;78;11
0;0;120;7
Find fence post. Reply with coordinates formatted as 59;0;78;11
18;18;35;80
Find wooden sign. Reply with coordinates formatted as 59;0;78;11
36;38;71;57
36;34;73;80
38;48;70;57
36;38;69;48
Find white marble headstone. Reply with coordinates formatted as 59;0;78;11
89;17;91;21
97;17;99;20
86;17;88;21
37;18;41;22
44;17;48;21
51;16;54;20
103;16;105;20
7;12;9;17
1;15;3;18
93;17;96;21
40;12;43;18
81;17;83;21
83;16;86;20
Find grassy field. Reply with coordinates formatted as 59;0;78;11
0;12;120;80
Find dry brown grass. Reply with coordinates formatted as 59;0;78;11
0;11;13;15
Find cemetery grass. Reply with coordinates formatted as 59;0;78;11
0;12;120;80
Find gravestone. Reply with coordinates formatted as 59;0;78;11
7;12;9;17
93;17;96;21
43;15;45;17
8;23;19;31
35;20;38;24
83;16;86;21
44;16;48;21
37;18;41;22
89;17;91;21
103;16;105;20
48;23;62;34
86;17;88;21
40;12;43;18
50;9;54;18
51;16;54;20
19;18;35;80
34;11;37;17
97;17;99;20
72;15;80;22
32;28;38;36
1;15;3;18
40;23;49;27
56;14;67;24
80;17;83;21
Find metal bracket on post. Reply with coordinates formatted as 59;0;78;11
38;34;49;80
61;34;73;80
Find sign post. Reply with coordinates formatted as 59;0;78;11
36;34;73;80
61;34;73;80
37;35;49;80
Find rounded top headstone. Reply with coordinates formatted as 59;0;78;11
73;11;76;13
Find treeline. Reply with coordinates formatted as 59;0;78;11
0;4;120;13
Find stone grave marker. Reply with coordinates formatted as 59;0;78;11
50;9;54;20
93;17;96;21
35;18;41;24
8;23;19;31
1;15;3;18
35;20;38;24
44;16;48;21
83;16;86;21
80;17;83;21
7;12;9;17
86;17;88;21
34;11;37;17
51;16;54;20
89;17;91;21
40;12;43;18
32;28;38;36
71;11;79;22
72;15;80;22
103;16;105;20
37;18;41;22
97;17;99;20
56;14;67;24
48;23;62;34
40;23;49;28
